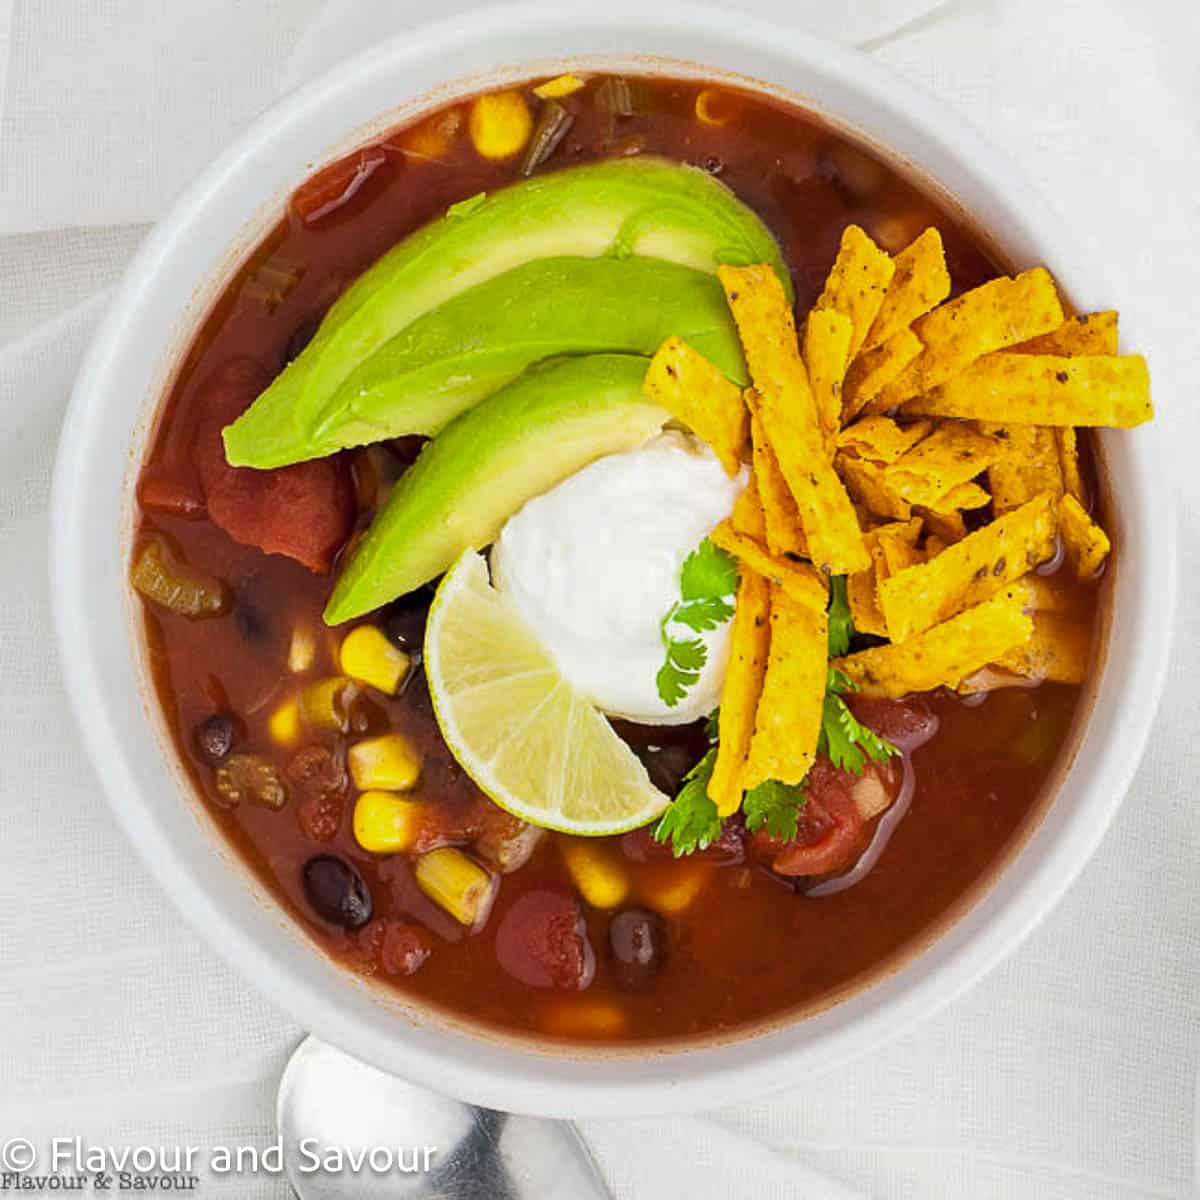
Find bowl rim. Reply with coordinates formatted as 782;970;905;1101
49;0;1177;1117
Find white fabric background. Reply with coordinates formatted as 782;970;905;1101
2;1;1198;1196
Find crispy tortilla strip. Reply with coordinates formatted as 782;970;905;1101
838;415;932;464
877;268;1064;409
709;571;772;816
879;492;1058;642
926;481;990;512
803;308;854;450
743;586;828;789
748;402;807;556
1021;572;1077;613
834;587;1034;698
904;353;1153;427
837;453;912;521
816;225;896;360
643;336;748;476
995;610;1090;683
1058;493;1111;578
1057;427;1085;501
917;507;967;544
884;423;1002;508
842;328;924;420
710;520;827;612
1013;311;1118;357
864;227;952;352
982;422;1063;514
721;265;869;574
847;566;888;638
848;517;923;638
731;480;767;542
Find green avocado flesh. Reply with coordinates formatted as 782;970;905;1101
264;256;746;464
323;355;667;625
223;156;787;469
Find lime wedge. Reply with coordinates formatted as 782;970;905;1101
424;550;669;836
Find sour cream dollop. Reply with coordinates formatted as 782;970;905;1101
492;431;746;725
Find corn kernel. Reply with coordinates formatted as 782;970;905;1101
348;732;421;792
539;999;628;1040
469;90;533;160
414;847;497;929
267;698;303;748
300;676;354;731
533;73;585;100
560;839;629;909
353;791;422;854
639;861;713;915
694;88;742;127
287;624;318;673
339;625;411;695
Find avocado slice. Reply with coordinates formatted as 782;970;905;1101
323;355;667;625
230;256;744;467
225;157;786;469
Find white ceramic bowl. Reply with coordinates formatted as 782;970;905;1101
50;1;1175;1117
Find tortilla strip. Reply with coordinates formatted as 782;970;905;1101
842;328;923;420
876;268;1064;409
709;571;772;816
903;353;1153;427
837;415;932;464
709;520;827;613
1058;493;1111;578
731;480;768;542
833;587;1034;698
982;422;1064;514
720;265;869;574
884;423;1003;508
917;507;967;544
848;518;922;638
1012;311;1118;357
748;402;807;556
743;585;828;789
837;453;912;522
1021;572;1078;613
863;227;952;351
803;308;854;450
878;492;1058;642
815;225;896;360
995;610;1090;683
1057;427;1085;501
925;481;990;512
643;336;748;476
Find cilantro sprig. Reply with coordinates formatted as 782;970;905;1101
653;745;723;857
656;538;738;707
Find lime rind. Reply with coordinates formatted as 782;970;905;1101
425;550;669;836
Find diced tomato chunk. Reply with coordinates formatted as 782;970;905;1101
494;890;596;990
192;358;354;573
290;146;392;228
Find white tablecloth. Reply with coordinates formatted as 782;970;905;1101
2;2;1198;1196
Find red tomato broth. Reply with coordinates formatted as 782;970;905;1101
133;75;1104;1044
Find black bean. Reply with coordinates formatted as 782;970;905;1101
234;599;267;643
194;713;236;764
382;591;431;650
640;743;696;796
608;907;668;992
303;855;373;929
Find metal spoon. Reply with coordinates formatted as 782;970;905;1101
277;1035;613;1199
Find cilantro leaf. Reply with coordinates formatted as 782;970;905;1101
743;778;808;841
656;537;738;707
827;575;854;657
673;595;735;632
680;538;739;602
818;690;900;775
653;747;723;856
